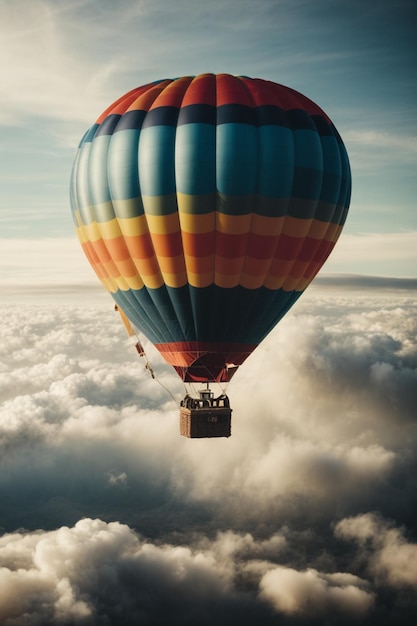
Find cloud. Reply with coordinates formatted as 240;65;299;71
0;1;127;129
0;519;289;626
0;517;378;626
259;566;374;618
344;130;417;164
1;290;417;623
335;513;417;589
322;232;417;277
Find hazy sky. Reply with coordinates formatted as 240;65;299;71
0;0;416;288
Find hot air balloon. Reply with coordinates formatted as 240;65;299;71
70;74;351;438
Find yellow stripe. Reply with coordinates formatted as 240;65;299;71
75;224;88;244
281;276;304;291
161;271;188;288
294;276;314;291
187;270;214;288
282;217;313;238
142;273;165;289
263;274;287;290
96;219;122;240
251;214;285;236
240;273;265;289
101;276;118;293
306;219;331;239
145;212;180;234
216;213;252;235
118;215;149;237
325;223;342;241
215;272;240;288
179;211;215;234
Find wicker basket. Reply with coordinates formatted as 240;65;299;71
180;406;232;438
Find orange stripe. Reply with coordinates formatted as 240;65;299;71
115;258;140;278
90;239;111;262
184;254;214;275
242;257;273;278
149;76;193;108
215;256;245;275
124;233;155;260
267;258;297;278
126;81;171;111
133;256;162;278
150;232;183;257
104;236;130;262
157;254;186;276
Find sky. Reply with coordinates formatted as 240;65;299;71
1;1;417;624
0;0;416;287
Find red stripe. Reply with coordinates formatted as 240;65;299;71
216;232;249;258
275;234;305;261
182;231;214;257
216;74;254;107
155;341;257;383
246;234;277;259
181;74;216;107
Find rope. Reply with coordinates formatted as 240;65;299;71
134;337;181;409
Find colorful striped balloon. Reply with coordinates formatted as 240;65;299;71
70;74;351;383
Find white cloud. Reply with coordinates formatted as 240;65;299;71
0;1;124;129
322;232;417;276
335;513;417;589
1;293;417;623
259;566;374;617
345;129;417;160
0;519;286;626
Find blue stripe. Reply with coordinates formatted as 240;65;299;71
294;129;323;170
108;129;141;200
114;284;306;346
178;104;216;126
80;124;99;145
257;126;294;197
88;135;112;207
114;109;147;133
216;123;257;196
175;123;216;195
95;114;121;137
73;142;96;225
138;126;176;196
142;106;179;128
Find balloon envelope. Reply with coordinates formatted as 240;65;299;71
70;74;351;382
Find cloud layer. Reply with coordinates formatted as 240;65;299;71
1;289;417;624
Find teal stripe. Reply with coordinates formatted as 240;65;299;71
139;126;176;196
73;142;96;225
294;129;323;170
112;284;305;346
175;123;216;195
257;125;294;198
88;135;112;206
108;129;141;202
216;123;257;196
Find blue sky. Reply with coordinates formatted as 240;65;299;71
1;0;416;284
